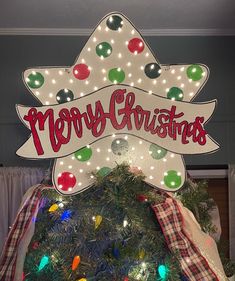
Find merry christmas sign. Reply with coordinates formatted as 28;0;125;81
17;12;219;195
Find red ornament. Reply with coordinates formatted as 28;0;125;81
124;277;129;281
73;63;90;80
136;194;148;202
128;38;144;54
32;241;39;250
57;172;76;191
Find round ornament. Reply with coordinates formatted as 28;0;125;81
108;68;125;83
149;144;167;160
144;63;161;79
186;64;203;81
164;170;182;189
98;166;112;177
56;89;74;104
26;72;44;89
74;147;92;162
73;63;90;80
57;172;76;191
167;87;184;101
111;138;129;156
128;38;144;54
106;15;123;31
96;42;112;58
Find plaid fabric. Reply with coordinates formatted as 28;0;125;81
152;195;219;281
0;184;50;281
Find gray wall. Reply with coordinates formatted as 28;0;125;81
0;35;234;167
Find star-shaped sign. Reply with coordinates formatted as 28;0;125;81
17;12;219;195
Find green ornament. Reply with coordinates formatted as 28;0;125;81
149;144;167;160
186;64;203;81
167;87;184;101
144;63;161;79
98;167;112;177
108;68;125;83
74;147;92;162
164;170;182;189
106;15;123;31
26;72;44;89
56;88;74;104
96;42;112;58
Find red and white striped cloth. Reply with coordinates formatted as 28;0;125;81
152;193;223;281
0;184;50;281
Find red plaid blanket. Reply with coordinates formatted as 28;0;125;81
0;184;50;281
152;195;219;281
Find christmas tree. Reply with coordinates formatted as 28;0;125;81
20;165;233;281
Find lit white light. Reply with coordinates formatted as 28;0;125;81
59;70;63;75
162;79;166;84
68;165;72;169
93;37;97;42
171;69;175;74
180;67;185;71
177;76;181;80
96;148;101;152
87;162;91;166
127;62;131;67
145;52;149;57
60;161;64;165
69;79;74;83
79;169;83;173
128;73;132;78
87;47;91;52
49;93;53;98
149;175;153;180
118;53;122;58
52;79;56;84
45;70;49;75
68;187;73;191
78;182;82;186
96;166;100;170
139;140;143;144
150;166;154;170
35;91;40;96
123;220;128;227
58;202;64;208
131;29;135;35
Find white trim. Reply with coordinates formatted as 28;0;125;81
188;169;228;179
0;28;235;36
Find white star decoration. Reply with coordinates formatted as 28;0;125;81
17;12;218;195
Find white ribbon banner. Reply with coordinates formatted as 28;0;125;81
16;85;218;159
